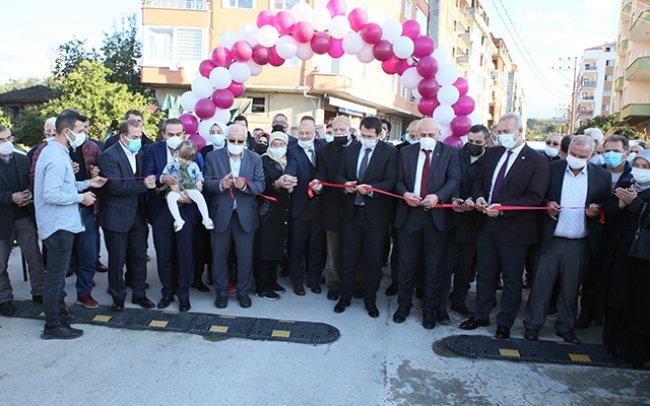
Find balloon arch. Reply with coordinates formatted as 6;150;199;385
177;0;478;148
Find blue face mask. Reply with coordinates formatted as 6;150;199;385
603;151;623;168
325;135;334;143
127;138;142;153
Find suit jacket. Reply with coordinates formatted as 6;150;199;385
336;140;397;225
98;143;148;233
0;154;33;239
104;133;153;151
203;148;265;233
472;143;550;245
285;139;327;219
455;146;484;243
395;141;462;232
315;139;357;231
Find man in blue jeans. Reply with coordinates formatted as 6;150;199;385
34;110;107;340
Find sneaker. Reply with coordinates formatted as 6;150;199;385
0;301;15;316
271;282;286;293
257;290;280;301
174;219;185;232
42;325;83;340
76;294;99;309
203;218;214;230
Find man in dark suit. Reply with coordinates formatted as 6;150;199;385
204;124;265;309
285;116;327;295
330;117;397;317
392;118;462;329
460;113;550;339
143;118;203;311
99;119;157;311
103;110;154;151
523;135;611;344
0;126;45;316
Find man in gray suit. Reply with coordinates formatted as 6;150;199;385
204;124;265;309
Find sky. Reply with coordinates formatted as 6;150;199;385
0;0;622;118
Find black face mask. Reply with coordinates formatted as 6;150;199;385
254;143;268;155
465;143;485;157
333;136;348;145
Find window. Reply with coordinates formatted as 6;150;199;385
223;0;253;8
271;0;298;9
605;74;613;81
147;27;172;61
606;59;615;67
603;90;612;96
176;29;203;60
481;36;485;46
252;97;266;113
416;6;427;35
144;26;205;66
602;104;610;112
405;0;412;19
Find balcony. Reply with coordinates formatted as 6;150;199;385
456;54;469;64
143;0;210;9
458;31;471;44
579;110;594;116
582;80;597;87
584;65;597;71
625;51;650;80
582;95;595;101
622;1;632;15
621;103;650;124
618;39;628;55
615;76;625;91
630;10;650;41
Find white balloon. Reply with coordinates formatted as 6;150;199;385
342;32;364;55
440;125;452;139
329;15;350;39
191;77;213;98
198;119;216;138
180;91;199;112
276;35;298;59
357;43;374;63
257;25;279;48
210;67;232;90
214;108;231;124
432;49;448;64
437;85;460;105
240;23;259;46
229;62;251;83
436;63;459;86
381;19;402;43
367;9;387;25
393;36;414;59
296;42;315;60
311;6;331;31
291;1;313;22
220;31;239;49
433;105;455;125
246;60;263;76
469;111;481;125
401;67;422;89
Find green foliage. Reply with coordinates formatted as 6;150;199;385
526;118;565;140
10;106;47;147
0;110;11;127
574;115;620;136
0;77;46;94
51;38;99;82
101;14;146;95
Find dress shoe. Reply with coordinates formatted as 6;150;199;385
575;312;594;329
157;296;174;309
460;317;489;330
132;296;155;309
450;303;472;317
435;309;451;325
422;312;436;330
392;306;411;323
96;261;108;273
327;289;340;301
215;295;228;309
111;300;125;312
524;328;539;341
179;298;191;312
32;295;43;304
557;330;581;344
495;325;511;339
41;325;83;340
238;294;252;308
307;282;321;294
0;301;15;316
192;282;210;292
334;299;350;313
384;283;398;296
257;290;280;301
365;303;380;318
293;283;306;296
271;282;286;293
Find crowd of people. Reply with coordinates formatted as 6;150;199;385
0;108;648;367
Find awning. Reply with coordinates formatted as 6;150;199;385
328;96;377;117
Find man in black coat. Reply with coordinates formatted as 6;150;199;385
331;117;397;318
103;110;154;151
460;113;550;339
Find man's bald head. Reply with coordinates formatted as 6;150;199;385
417;118;441;140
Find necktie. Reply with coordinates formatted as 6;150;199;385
419;150;431;198
491;150;513;203
307;148;315;166
356;148;372;205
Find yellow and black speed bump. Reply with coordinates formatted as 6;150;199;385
443;334;650;370
10;300;340;344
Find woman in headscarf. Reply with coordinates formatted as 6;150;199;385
200;121;227;160
253;131;296;299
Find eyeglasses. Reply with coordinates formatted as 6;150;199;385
545;141;560;146
0;135;14;143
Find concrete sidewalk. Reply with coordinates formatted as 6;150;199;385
0;241;649;406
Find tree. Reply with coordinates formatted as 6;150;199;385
0;77;46;94
0;110;10;127
51;38;99;82
101;14;146;94
10;106;46;146
574;115;619;136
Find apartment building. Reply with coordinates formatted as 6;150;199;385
574;42;616;129
489;34;512;128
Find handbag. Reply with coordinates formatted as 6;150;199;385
628;203;650;261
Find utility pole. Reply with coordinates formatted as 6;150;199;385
553;56;579;134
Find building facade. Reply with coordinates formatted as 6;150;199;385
574;42;616;130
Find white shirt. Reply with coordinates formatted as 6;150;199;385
488;141;526;203
554;165;589;239
166;146;175;164
228;152;243;210
413;143;436;198
301;145;316;166
118;140;137;174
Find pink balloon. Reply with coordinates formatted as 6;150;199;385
188;133;206;151
450;115;472;137
326;0;347;17
372;40;393;62
417;97;440;117
402;20;421;40
268;46;285;67
211;46;233;67
452;95;475;116
198;59;216;78
328;38;345;58
413;36;435;58
348;8;368;32
252;45;271;65
273;11;295;35
360;23;382;45
293;21;314;43
211;89;235;109
228;81;245;98
232;41;253;62
416;56;439;79
194;98;216;120
179;114;199;134
398;61;412;75
311;32;332;55
443;135;464;148
381;56;401;74
453;77;469;96
257;10;274;28
417;78;440;98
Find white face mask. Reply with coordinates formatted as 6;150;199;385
545;146;559;158
407;137;418;145
0;141;13;155
269;146;287;158
627;152;638;164
632;167;650;184
166;136;183;150
66;130;87;149
359;138;378;149
566;154;587;170
227;143;244;156
498;128;519;150
419;137;436;151
298;139;314;150
210;133;225;149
